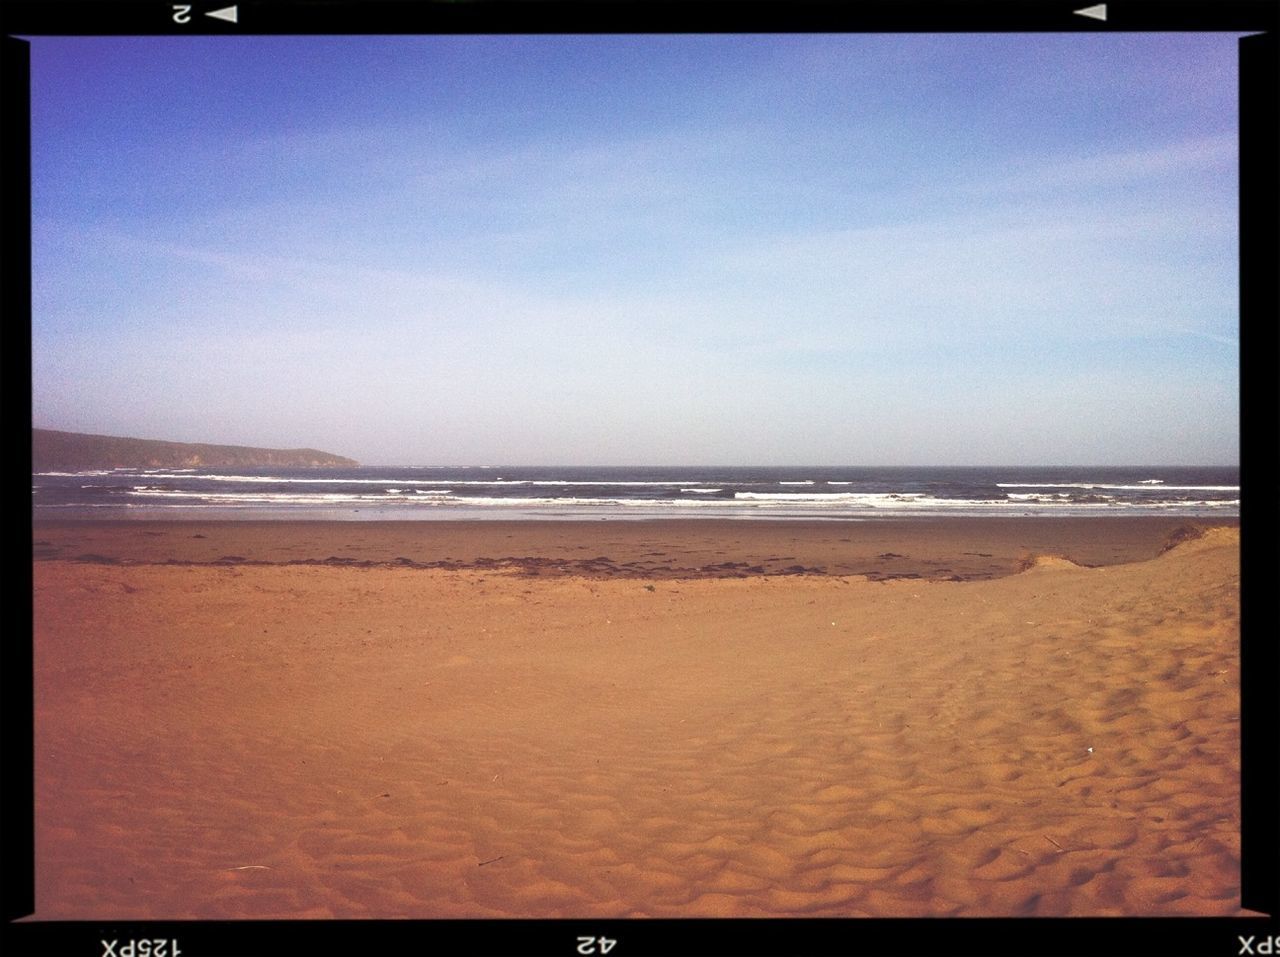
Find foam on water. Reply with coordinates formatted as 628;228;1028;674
33;465;1239;520
735;492;925;502
997;482;1238;491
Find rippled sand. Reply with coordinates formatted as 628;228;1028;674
32;521;1242;918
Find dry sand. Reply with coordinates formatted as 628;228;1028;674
32;518;1243;918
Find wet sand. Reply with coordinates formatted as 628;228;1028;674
32;518;1243;918
31;515;1234;580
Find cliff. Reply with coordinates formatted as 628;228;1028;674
32;429;359;471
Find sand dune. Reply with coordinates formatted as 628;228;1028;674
32;521;1242;918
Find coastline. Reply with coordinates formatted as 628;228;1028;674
32;515;1238;581
32;517;1243;918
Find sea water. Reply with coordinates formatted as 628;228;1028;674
31;465;1240;520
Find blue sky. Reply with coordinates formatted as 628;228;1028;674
30;34;1239;465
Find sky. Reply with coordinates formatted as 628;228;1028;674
29;33;1241;466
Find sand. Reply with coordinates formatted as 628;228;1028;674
31;518;1243;918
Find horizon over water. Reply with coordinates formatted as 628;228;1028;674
33;465;1240;521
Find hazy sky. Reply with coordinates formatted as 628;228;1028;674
30;33;1240;466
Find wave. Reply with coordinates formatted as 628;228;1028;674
461;480;718;487
127;489;396;504
116;485;1241;509
35;470;116;477
736;492;924;502
34;465;1239;520
996;482;1238;492
105;473;725;487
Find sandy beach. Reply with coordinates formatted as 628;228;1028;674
32;517;1243;918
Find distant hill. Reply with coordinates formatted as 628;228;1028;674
32;429;358;471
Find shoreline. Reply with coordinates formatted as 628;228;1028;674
34;515;1239;581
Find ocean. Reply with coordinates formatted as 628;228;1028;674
32;465;1240;521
